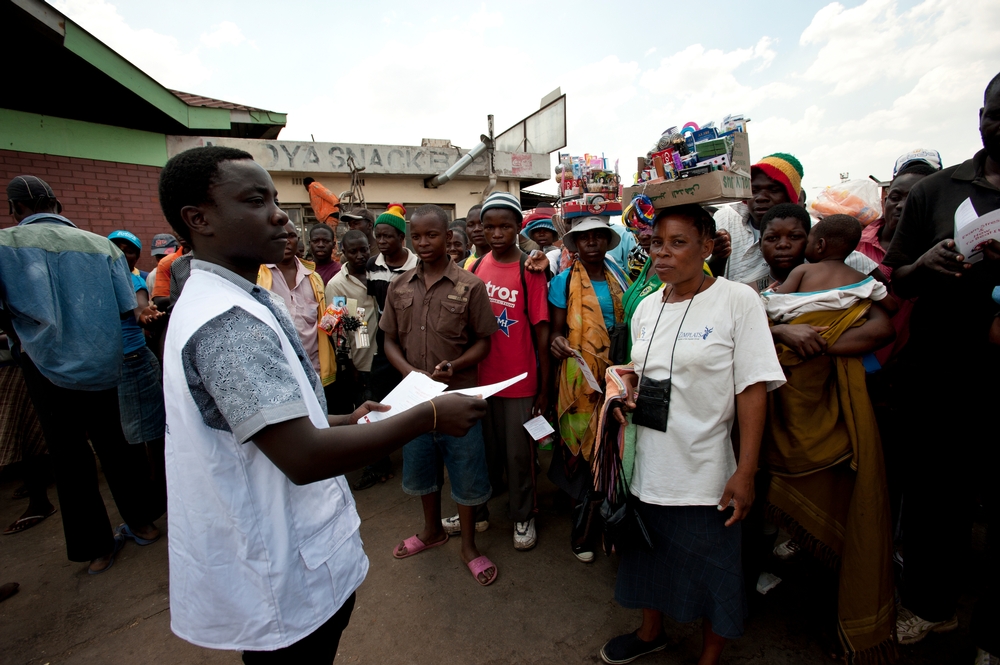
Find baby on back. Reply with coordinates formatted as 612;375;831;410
774;214;866;294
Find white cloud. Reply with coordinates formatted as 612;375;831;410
200;21;246;49
53;0;212;88
644;47;656;56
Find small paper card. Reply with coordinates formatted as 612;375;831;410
571;350;603;393
523;415;555;441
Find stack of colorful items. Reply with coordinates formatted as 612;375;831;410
637;114;748;184
555;153;620;201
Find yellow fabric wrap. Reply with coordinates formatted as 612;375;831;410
764;300;897;664
257;263;336;387
557;261;624;462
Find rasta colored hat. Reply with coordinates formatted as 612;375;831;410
108;230;142;251
752;153;804;204
480;191;523;223
375;203;407;234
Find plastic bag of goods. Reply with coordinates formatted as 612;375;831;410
808;179;882;225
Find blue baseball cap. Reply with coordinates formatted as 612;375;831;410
522;217;558;238
108;230;142;251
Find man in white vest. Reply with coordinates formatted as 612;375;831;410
157;146;485;663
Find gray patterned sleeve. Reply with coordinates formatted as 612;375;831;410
182;306;310;443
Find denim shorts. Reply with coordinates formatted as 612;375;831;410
401;420;491;506
118;345;166;445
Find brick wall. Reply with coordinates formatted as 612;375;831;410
0;150;171;272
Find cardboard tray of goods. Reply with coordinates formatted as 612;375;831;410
622;132;751;209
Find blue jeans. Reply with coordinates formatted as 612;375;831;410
401;421;491;506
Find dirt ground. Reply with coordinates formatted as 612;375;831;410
0;449;983;664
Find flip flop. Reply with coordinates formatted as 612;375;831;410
392;533;449;559
88;533;125;576
467;555;498;586
115;522;160;546
3;505;57;535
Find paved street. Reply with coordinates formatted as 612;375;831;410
0;450;982;664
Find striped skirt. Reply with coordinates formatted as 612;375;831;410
0;364;47;467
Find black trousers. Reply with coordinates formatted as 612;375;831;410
19;354;161;562
242;593;356;664
896;359;998;654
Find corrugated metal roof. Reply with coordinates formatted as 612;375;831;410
169;89;273;113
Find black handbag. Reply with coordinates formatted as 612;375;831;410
601;482;653;555
630;276;702;433
608;322;630;366
571;490;604;553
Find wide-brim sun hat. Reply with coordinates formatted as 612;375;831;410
562;217;620;253
522;217;558;239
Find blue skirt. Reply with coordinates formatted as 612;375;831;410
118;346;166;445
614;503;746;639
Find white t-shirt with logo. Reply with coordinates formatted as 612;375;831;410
629;277;786;506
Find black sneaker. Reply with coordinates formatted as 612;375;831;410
600;631;669;664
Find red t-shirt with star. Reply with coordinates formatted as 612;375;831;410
472;252;549;398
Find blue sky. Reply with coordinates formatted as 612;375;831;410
55;0;999;197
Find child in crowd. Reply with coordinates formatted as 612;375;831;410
380;204;500;585
108;230;168;533
470;192;550;551
157;147;484;662
524;217;560;255
763;214;888;323
448;228;471;264
309;224;342;284
324;230;378;418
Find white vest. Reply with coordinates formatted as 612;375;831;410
163;269;367;651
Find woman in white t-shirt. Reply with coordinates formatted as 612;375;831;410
600;204;785;665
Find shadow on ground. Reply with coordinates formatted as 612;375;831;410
0;450;983;664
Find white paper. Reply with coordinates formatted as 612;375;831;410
359;371;528;423
445;372;528;398
359;372;447;423
954;197;1000;263
523;415;555;441
571;350;603;393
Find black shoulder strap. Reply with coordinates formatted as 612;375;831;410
471;255;485;275
518;251;528;298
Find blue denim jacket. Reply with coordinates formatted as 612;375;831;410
0;214;137;390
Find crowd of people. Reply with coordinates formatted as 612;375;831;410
1;73;998;665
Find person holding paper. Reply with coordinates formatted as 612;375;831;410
882;73;1000;661
469;192;551;551
548;216;631;562
155;147;486;663
602;205;784;665
380;204;501;586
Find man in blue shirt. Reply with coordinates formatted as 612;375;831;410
0;176;162;574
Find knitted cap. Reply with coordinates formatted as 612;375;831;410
480;192;523;223
374;203;407;234
752;153;804;204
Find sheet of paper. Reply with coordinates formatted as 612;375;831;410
523;415;555;441
445;372;528;399
954;197;1000;263
360;372;447;423
571;350;603;393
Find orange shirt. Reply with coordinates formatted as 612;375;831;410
152;251;182;299
307;182;340;223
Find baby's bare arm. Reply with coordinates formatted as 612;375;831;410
774;264;809;293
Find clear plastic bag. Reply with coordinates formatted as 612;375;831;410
808;179;883;225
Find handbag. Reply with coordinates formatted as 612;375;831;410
570;490;605;553
630;275;703;432
608;322;630;366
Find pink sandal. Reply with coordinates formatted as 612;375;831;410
467;555;498;586
392;533;448;560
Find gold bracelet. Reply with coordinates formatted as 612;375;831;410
429;399;437;431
